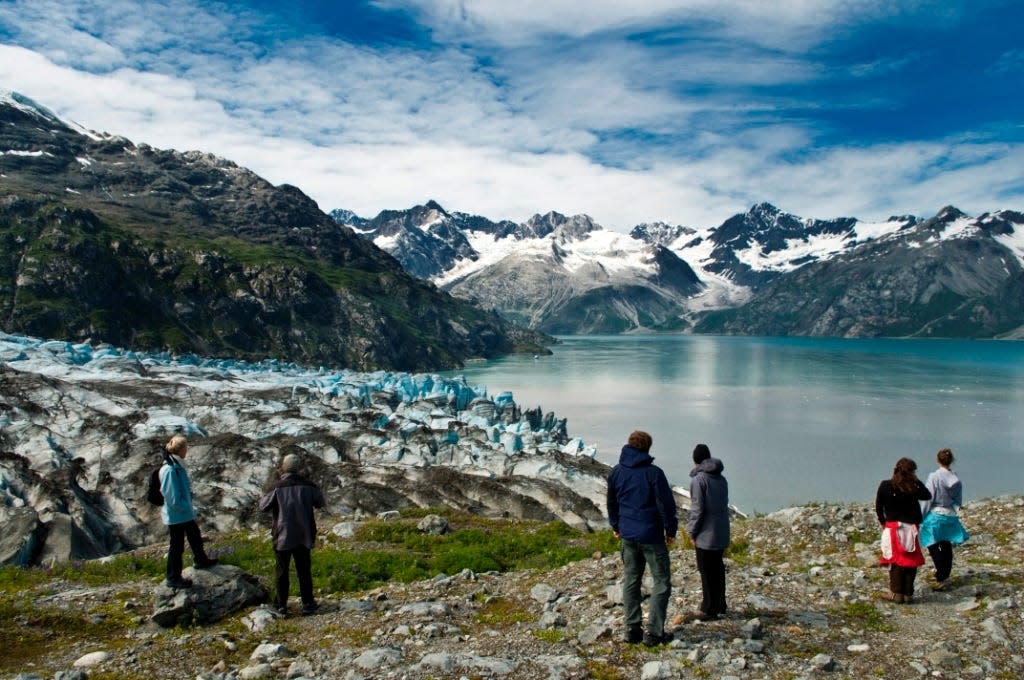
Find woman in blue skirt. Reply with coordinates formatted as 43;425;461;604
919;448;970;591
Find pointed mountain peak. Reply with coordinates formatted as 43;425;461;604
749;202;781;216
0;89;68;128
935;205;967;222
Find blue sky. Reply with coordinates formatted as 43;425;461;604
0;0;1021;230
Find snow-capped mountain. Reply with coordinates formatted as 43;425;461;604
337;201;1024;338
342;203;705;333
696;206;1024;338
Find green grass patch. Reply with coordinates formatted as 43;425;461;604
830;601;893;632
532;628;566;643
584;659;628;680
473;596;533;628
726;536;752;565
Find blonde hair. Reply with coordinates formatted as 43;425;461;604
165;435;188;456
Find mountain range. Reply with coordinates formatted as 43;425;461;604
3;86;1021;358
0;90;549;370
336;200;1024;338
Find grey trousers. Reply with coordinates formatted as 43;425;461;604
621;539;672;636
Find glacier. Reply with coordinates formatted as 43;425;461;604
0;332;627;567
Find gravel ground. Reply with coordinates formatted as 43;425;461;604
8;495;1024;680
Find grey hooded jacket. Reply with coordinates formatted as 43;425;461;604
687;457;730;550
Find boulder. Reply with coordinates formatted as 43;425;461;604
151;564;268;627
0;506;44;566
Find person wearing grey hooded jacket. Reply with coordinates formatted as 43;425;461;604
686;443;730;621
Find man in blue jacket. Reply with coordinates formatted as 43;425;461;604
606;430;678;646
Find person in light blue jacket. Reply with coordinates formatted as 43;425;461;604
160;435;217;588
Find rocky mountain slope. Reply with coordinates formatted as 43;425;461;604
696;206;1024;338
339;200;1024;338
7;495;1023;679
0;90;549;370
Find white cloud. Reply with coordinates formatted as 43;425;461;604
376;0;960;50
0;0;1019;233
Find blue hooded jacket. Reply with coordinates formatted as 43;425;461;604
606;445;678;544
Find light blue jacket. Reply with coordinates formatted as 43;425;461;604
160;456;196;526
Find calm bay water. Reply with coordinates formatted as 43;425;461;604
443;335;1024;514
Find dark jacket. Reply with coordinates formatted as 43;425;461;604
875;479;930;526
258;473;326;551
687;457;730;550
606;445;678;544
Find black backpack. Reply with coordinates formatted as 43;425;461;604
146;451;177;506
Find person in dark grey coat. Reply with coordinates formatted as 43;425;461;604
686;443;730;621
258;454;326;616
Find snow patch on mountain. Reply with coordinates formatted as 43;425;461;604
935;216;978;242
557;229;655;276
992;223;1024;265
0;88;104;141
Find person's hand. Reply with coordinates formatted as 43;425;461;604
665;535;676;547
613;531;621;539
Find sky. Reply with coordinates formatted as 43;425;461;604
0;0;1022;231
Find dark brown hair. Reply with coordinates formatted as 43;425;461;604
627;430;652;452
936;448;954;467
891;457;919;494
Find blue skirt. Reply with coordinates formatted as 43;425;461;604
920;511;969;548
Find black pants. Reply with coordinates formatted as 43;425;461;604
274;546;314;609
927;541;953;582
166;520;209;580
888;564;918;596
695;547;727;616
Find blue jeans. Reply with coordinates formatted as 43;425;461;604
621;539;672;636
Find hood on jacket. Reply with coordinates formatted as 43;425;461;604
618;445;654;468
690;457;724;477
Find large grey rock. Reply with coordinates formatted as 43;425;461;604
0;506;43;566
151;564;268;627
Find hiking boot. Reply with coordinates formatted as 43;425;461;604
929;579;951;591
272;605;288;617
642;632;673;647
623;626;643;644
164;577;193;589
300;602;320;616
194;558;219;569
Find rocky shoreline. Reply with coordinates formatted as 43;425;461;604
7;495;1024;679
